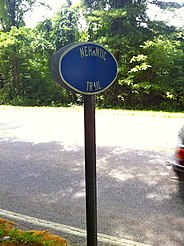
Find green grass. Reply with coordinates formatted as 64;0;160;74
0;221;65;246
1;104;184;118
96;108;184;118
0;227;55;245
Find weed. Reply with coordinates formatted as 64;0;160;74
0;218;67;246
8;228;42;245
0;224;6;239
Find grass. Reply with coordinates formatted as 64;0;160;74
1;105;184;118
0;218;67;246
96;108;184;118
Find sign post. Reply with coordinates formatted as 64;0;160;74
50;42;118;246
84;95;97;246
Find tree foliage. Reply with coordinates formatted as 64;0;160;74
81;0;183;110
0;26;72;105
0;0;43;31
0;0;183;110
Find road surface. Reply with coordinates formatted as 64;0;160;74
0;106;184;246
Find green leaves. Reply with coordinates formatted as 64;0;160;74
129;55;151;74
0;0;183;110
0;0;48;31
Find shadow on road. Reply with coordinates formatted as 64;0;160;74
179;181;184;200
0;140;183;246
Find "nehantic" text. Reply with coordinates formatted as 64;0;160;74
80;46;107;61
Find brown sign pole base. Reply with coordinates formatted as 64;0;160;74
84;95;97;246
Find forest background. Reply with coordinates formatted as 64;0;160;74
0;0;183;111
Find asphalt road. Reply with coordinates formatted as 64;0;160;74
0;106;184;246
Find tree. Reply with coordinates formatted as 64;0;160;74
0;26;66;105
0;2;81;105
0;0;183;109
36;4;81;104
36;3;81;52
0;0;46;101
0;0;44;32
48;4;80;51
81;0;154;106
81;0;183;109
126;32;184;109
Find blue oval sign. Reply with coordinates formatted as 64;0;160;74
58;42;118;95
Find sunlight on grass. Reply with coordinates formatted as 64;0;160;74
0;218;67;246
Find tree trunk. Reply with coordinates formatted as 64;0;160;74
12;50;20;97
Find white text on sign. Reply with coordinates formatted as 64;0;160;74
80;46;107;61
86;81;101;92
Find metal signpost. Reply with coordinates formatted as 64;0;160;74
50;42;118;246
